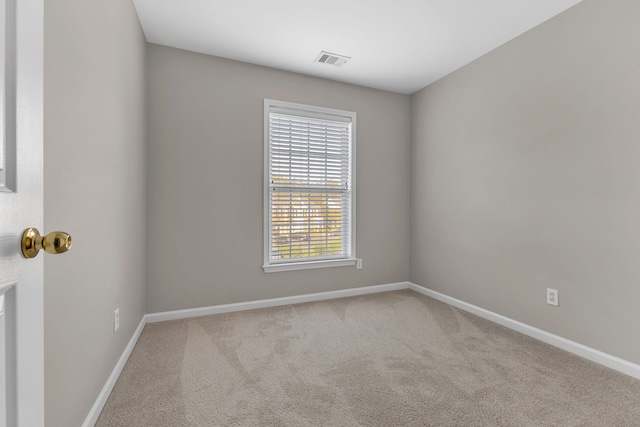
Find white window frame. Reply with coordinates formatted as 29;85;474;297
263;99;357;273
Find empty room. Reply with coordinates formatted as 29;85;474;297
1;0;639;425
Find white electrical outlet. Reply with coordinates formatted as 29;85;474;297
356;259;363;269
114;308;120;332
547;289;559;306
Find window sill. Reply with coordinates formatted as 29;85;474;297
263;258;358;273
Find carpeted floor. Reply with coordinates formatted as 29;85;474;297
96;290;640;426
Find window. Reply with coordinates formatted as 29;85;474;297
263;99;356;272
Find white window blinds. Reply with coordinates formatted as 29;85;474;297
266;101;354;267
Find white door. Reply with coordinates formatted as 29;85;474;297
0;0;45;425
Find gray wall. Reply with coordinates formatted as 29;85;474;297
44;0;147;425
411;0;640;364
147;44;411;313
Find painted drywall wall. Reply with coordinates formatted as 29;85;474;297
147;44;411;312
43;0;147;425
411;0;640;364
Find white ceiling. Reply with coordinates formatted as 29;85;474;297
133;0;584;94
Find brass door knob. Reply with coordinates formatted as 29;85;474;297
21;228;72;259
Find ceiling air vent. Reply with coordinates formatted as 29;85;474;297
315;51;350;67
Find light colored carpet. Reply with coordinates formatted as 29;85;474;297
96;290;640;426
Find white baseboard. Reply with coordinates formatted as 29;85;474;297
82;315;147;427
146;282;410;323
408;282;640;380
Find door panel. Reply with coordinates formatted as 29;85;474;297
0;283;16;427
0;0;44;425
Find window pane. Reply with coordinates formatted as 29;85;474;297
270;190;349;261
